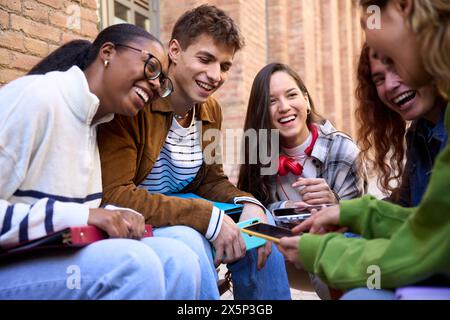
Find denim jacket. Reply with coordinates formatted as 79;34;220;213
389;106;448;207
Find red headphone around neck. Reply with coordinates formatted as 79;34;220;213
278;124;318;176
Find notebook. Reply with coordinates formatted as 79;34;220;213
168;193;243;221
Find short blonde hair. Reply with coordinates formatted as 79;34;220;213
411;0;450;96
360;0;450;96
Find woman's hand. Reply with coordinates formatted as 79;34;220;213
292;178;338;205
88;208;145;239
293;205;346;235
277;236;304;270
119;210;146;239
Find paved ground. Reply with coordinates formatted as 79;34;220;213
218;264;320;300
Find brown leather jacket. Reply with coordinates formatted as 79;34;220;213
97;97;253;234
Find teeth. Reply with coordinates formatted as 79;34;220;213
279;115;296;124
196;81;214;91
393;91;415;105
135;87;149;103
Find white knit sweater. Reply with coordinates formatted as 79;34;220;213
0;66;114;248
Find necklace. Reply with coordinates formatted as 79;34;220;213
174;113;188;120
174;107;194;120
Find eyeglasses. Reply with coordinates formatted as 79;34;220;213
114;43;173;98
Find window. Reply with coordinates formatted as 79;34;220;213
99;0;160;36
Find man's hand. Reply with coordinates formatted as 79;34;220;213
292;178;338;205
239;202;272;270
212;214;246;266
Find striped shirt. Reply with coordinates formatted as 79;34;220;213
140;108;203;194
140;109;264;241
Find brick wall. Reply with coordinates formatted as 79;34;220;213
266;0;363;137
0;0;99;85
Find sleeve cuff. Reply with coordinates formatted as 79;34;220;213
279;201;289;209
53;202;90;229
205;206;224;242
234;196;267;212
104;204;143;217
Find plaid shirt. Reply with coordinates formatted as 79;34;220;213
270;120;366;210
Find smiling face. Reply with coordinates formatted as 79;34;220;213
168;34;235;105
102;37;168;117
369;48;439;122
269;71;310;148
361;0;431;89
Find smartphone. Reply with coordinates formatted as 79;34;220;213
273;208;312;219
241;222;294;244
273;204;334;227
238;218;267;250
273;204;334;216
272;208;312;228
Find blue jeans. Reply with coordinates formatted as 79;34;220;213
154;212;292;300
154;226;220;300
0;237;200;300
228;212;291;300
340;288;396;300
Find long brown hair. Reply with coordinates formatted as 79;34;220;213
237;63;324;206
355;44;406;195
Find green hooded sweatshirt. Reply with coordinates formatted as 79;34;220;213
299;95;450;290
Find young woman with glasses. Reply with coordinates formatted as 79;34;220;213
0;23;200;300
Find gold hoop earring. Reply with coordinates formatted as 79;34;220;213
306;108;311;115
104;60;109;68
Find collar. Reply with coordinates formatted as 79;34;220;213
282;132;312;157
55;66;112;126
414;106;448;144
281;124;318;158
151;97;215;123
310;120;340;163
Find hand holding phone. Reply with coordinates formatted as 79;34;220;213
211;218;267;260
241;222;294;244
237;218;267;250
